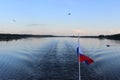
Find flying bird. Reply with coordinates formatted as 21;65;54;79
68;13;71;15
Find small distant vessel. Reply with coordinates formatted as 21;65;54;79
106;45;110;47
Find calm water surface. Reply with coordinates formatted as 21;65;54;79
0;38;120;80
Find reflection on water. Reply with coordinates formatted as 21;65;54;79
0;38;120;80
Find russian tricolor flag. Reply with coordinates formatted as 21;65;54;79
77;43;94;65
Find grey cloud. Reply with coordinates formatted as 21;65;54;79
27;24;48;27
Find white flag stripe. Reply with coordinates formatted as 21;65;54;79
78;46;83;54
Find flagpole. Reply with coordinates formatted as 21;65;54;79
79;61;81;80
77;34;94;80
78;34;81;80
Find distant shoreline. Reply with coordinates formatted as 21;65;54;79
0;34;55;41
98;34;120;40
0;33;119;41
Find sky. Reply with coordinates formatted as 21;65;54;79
0;0;120;36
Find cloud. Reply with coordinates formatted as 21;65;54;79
72;29;85;34
26;24;48;27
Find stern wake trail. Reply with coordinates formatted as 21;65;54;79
38;39;78;80
0;38;119;80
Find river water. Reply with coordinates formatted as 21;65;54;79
0;37;120;80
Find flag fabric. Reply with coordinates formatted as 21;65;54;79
77;46;94;65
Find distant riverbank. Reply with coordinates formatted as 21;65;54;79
98;34;120;40
0;34;54;41
70;34;120;40
0;33;120;41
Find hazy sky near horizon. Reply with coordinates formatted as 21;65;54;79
0;0;120;35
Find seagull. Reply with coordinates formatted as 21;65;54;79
12;19;16;23
68;13;71;15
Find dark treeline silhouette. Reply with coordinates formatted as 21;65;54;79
70;36;98;38
98;34;120;40
0;33;120;41
70;34;120;40
0;34;54;41
0;33;99;41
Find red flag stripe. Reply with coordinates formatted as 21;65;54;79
78;54;94;64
